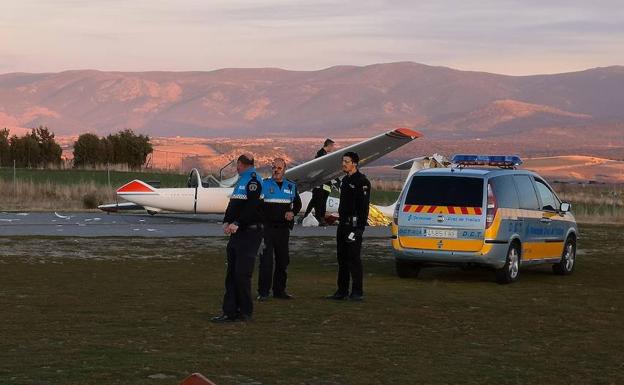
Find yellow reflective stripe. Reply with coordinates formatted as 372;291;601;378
523;242;564;260
399;237;484;252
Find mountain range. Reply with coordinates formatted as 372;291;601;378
0;62;623;146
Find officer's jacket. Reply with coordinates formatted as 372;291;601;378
315;148;327;158
338;170;371;230
223;167;263;227
315;148;332;189
262;177;302;225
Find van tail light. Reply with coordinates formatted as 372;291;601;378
393;202;400;225
486;182;497;229
393;188;408;225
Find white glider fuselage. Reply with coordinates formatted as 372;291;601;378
116;181;231;214
116;180;340;216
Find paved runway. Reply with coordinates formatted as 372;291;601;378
0;212;392;238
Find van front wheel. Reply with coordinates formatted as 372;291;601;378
496;243;520;284
553;237;576;275
396;259;421;279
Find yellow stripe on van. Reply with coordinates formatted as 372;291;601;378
399;237;484;252
523;242;564;260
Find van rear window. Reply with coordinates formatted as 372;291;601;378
405;176;484;207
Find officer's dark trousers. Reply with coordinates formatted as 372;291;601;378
223;227;263;318
336;225;364;296
314;187;330;221
258;226;290;296
305;187;329;221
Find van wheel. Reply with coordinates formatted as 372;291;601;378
496;243;520;284
396;259;421;279
553;237;576;275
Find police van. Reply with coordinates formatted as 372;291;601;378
391;155;578;284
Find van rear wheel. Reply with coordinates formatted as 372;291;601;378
496;243;520;284
553;237;576;275
396;259;421;279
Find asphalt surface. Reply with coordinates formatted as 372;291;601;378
0;212;392;238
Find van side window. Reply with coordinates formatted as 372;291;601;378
490;175;519;209
534;178;560;211
513;175;540;210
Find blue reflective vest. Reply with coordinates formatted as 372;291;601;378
263;178;297;204
231;167;263;200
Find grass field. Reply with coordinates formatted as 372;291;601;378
0;168;188;187
1;224;622;385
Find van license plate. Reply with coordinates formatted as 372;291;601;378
425;229;458;238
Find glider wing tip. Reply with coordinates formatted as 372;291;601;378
394;127;423;139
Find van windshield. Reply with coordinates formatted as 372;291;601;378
405;176;484;207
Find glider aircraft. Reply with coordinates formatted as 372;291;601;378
99;128;426;222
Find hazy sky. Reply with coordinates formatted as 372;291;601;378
1;0;623;75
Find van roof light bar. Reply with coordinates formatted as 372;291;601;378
451;154;523;169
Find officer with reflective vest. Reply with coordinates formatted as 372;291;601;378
212;154;264;323
325;151;371;301
257;158;302;300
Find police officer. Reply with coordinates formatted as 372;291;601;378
212;154;263;323
257;158;302;300
303;138;335;225
325;151;371;301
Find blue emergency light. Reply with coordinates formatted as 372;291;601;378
451;154;522;168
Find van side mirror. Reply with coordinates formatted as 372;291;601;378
560;202;571;213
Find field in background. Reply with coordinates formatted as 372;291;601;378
54;134;624;183
0;169;187;211
1;224;622;385
0;168;187;187
0;168;622;223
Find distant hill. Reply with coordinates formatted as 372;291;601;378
0;63;623;147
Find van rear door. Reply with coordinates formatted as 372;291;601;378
398;175;486;252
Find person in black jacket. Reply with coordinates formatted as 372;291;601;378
257;158;302;300
303;138;334;225
212;154;263;323
325;151;371;301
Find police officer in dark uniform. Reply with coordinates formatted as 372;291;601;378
257;158;302;300
325;151;371;301
212;154;263;323
303;138;335;225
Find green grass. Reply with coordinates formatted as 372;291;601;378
1;224;623;385
0;168;187;187
570;202;624;223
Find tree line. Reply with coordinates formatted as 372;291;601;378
0;127;153;169
73;129;153;169
0;126;62;168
